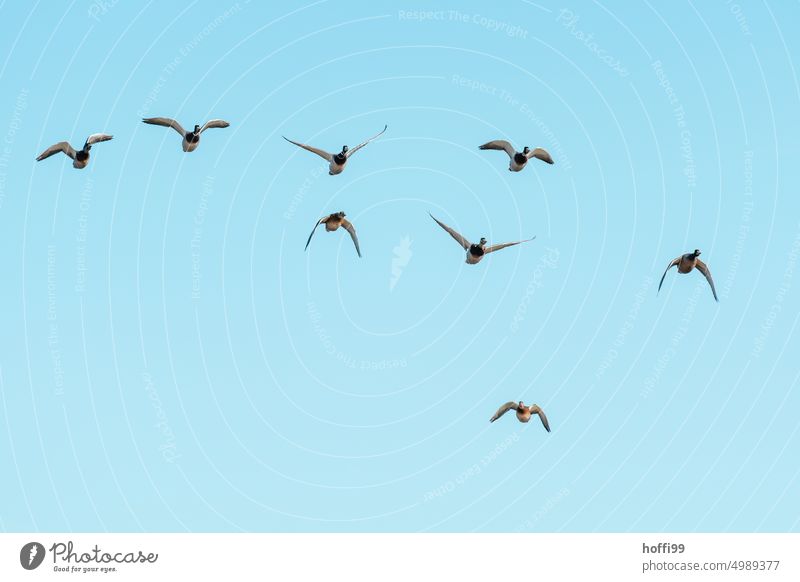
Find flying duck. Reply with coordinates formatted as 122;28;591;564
283;125;387;175
35;133;113;169
142;117;230;152
305;211;361;257
658;249;718;301
490;401;551;432
429;213;534;264
479;140;554;171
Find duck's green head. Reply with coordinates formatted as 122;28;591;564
479;237;487;246
694;249;701;257
523;146;530;155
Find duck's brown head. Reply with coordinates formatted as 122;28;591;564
336;211;346;219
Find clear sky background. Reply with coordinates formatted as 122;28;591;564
0;1;798;532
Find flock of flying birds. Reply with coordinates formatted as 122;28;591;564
35;115;719;435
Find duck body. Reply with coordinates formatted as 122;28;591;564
516;407;533;422
325;215;344;231
329;152;347;175
467;243;486;264
676;253;698;273
73;149;90;169
510;152;528;171
182;130;201;152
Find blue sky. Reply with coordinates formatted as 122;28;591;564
0;0;798;532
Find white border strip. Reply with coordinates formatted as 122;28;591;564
2;533;798;580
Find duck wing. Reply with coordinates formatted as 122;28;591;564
529;404;551;432
36;142;76;161
341;218;362;257
85;133;113;146
283;136;333;162
429;213;470;250
484;237;535;254
527;147;554;165
345;125;387;158
199;119;230;133
695;259;719;302
305;215;329;251
490;402;519;422
657;257;680;294
479;139;515;159
142;117;186;137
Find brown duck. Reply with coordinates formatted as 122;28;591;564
305;211;361;257
490;401;551;432
658;249;718;301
